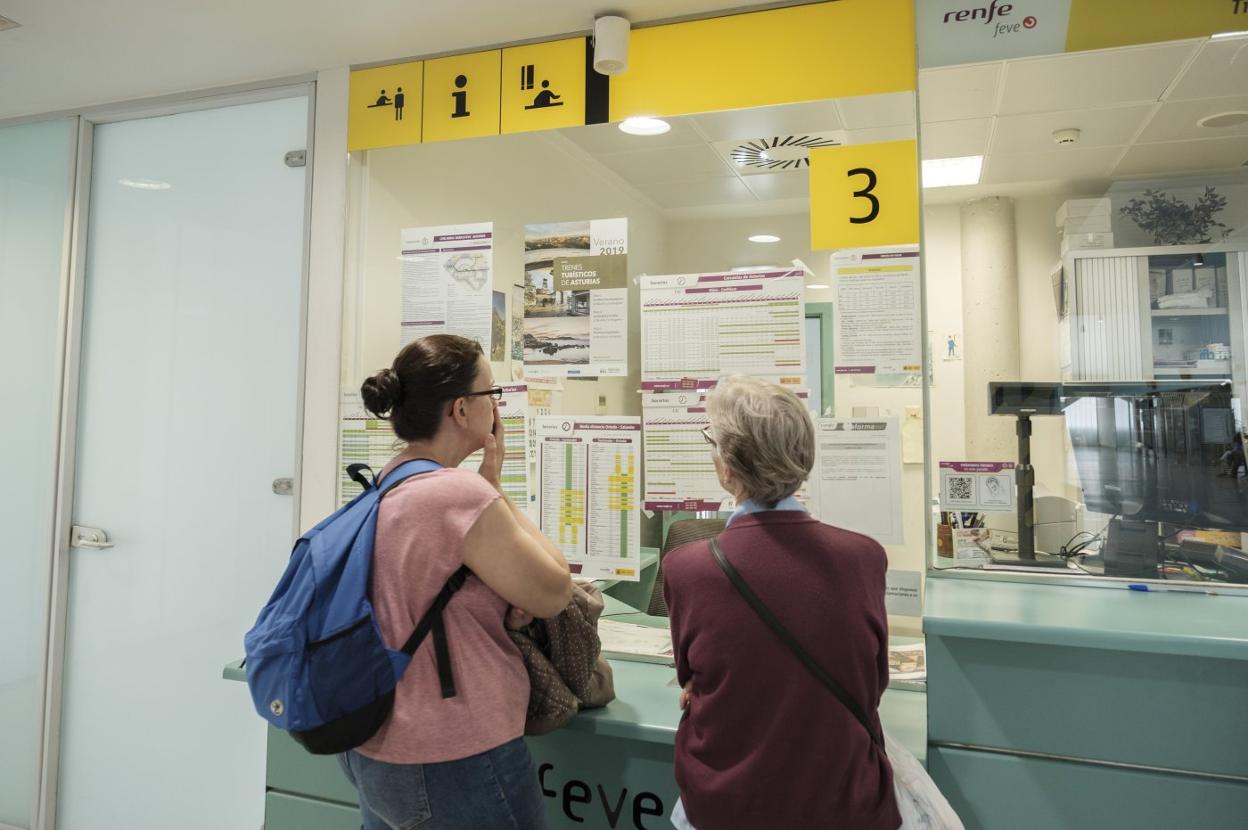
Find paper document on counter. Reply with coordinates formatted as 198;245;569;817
809;417;903;544
833;248;921;375
536;417;641;581
640;270;805;384
888;642;926;682
598;620;675;665
400;222;494;350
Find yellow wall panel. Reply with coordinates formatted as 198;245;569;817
1067;0;1247;52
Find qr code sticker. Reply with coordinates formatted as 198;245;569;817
945;475;975;504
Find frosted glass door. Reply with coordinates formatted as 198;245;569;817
0;118;76;830
57;97;308;830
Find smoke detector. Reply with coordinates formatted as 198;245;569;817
1052;128;1081;146
0;16;21;32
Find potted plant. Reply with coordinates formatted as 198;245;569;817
1119;187;1232;245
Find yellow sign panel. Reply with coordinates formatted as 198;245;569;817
609;0;916;122
501;39;586;135
1067;0;1247;52
423;50;502;143
810;140;920;251
348;62;423;151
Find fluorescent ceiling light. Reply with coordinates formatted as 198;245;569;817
1211;30;1248;40
731;265;780;272
921;156;983;189
748;234;781;243
806;283;829;290
119;178;172;191
619;116;671;136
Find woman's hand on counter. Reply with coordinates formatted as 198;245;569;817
679;681;693;712
505;606;534;630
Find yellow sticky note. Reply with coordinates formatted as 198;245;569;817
501;39;586;135
348;63;423;151
810;140;920;251
423;51;502;142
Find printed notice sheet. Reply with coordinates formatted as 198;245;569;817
400;223;494;349
809;417;904;544
641;382;724;512
523;218;628;378
640;270;805;383
338;390;398;506
939;461;1016;513
597;619;676;665
460;384;530;515
536;417;641;581
833;248;921;375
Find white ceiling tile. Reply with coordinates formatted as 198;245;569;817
989;105;1154;154
919;119;991;159
998;42;1199;114
690;100;842;142
1135;95;1248;143
558;116;704;155
742;171;810;201
635;176;757;209
836;91;917;130
1113;137;1248;177
596;144;734;185
1167;38;1248;101
918;64;1002;121
981;147;1123;184
844;125;917;146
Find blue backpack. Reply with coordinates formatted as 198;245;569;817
243;459;469;755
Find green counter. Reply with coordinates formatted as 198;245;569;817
924;574;1248;830
229;592;926;830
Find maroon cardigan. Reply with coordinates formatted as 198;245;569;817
663;511;901;830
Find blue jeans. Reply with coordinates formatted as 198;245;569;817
338;738;548;830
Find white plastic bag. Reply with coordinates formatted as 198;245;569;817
885;731;964;830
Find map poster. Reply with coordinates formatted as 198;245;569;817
400;222;493;349
523;218;628;378
510;284;525;362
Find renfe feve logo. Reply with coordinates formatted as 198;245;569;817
943;1;1038;38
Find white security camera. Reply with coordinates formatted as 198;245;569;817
593;15;630;75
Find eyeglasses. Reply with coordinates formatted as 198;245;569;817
464;386;504;402
701;426;716;447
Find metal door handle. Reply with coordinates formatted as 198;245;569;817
71;525;114;550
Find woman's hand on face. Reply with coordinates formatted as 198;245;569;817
478;406;505;489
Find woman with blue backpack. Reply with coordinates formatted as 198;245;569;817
340;333;573;830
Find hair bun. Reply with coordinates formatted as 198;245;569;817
361;368;403;417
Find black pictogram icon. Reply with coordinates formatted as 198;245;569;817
520;64;562;110
394;87;405;121
367;89;392;109
452;74;470;118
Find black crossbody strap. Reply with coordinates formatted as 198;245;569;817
710;539;884;748
400;565;471;699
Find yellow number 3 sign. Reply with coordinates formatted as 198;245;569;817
810;140;919;250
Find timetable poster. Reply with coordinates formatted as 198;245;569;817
639;270;805;383
400;222;494;349
535;416;641;581
338;390;398;506
641;381;726;512
459;384;531;515
833;247;922;376
523;218;628;378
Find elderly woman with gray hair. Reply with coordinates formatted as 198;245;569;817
664;375;900;830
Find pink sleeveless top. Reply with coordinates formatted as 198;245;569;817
357;464;529;763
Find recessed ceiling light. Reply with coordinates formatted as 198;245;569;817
748;234;781;243
119;178;172;191
1211;30;1248;40
731;265;780;272
921;156;983;188
806;283;830;290
0;16;20;32
619;116;670;136
1198;111;1248;129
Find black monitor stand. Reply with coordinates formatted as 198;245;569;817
1017;415;1035;561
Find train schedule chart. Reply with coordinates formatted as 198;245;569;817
535;416;641;581
639;270;806;383
641;382;725;512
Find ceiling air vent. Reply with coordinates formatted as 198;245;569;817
713;131;847;175
0;16;20;32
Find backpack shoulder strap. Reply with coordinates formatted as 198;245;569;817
378;458;443;494
710;538;884;748
400;566;471;698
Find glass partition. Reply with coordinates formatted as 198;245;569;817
0;117;76;828
919;31;1248;586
